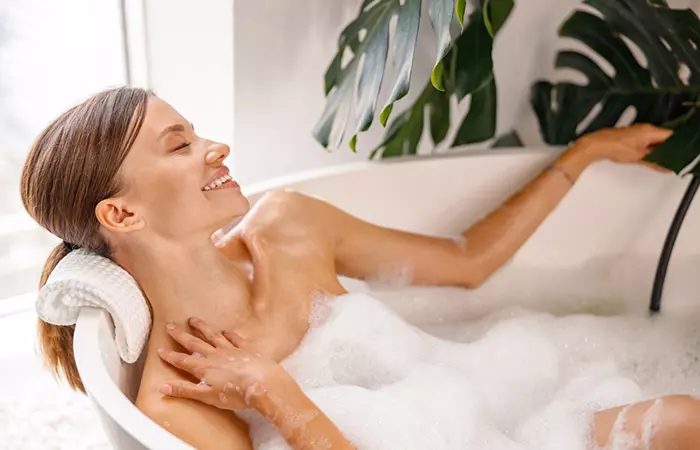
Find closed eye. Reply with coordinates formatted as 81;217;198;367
171;141;191;153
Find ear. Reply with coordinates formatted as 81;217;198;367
95;197;145;233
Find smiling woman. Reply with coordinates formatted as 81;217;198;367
20;81;700;450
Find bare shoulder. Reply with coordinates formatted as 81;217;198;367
136;391;252;450
214;189;341;259
254;189;324;216
243;189;333;237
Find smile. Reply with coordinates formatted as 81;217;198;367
202;174;237;191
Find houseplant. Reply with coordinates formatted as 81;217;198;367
314;0;700;311
314;0;699;165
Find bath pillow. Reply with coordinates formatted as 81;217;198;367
36;248;150;363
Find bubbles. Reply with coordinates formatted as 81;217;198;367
198;378;207;386
308;291;334;328
366;263;414;289
609;405;635;449
641;399;662;448
192;352;204;359
452;235;468;252
242;255;700;449
244;382;268;405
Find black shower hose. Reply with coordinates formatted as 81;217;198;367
649;174;700;313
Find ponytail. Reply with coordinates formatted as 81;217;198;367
37;243;85;393
20;87;151;394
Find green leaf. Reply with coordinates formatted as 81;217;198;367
380;0;422;125
483;0;514;37
532;0;700;161
428;0;454;90
314;0;459;149
372;82;449;159
431;61;446;92
646;108;700;174
456;0;467;27
379;103;394;127
373;5;514;158
451;9;495;100
492;130;524;148
349;135;358;152
453;76;498;146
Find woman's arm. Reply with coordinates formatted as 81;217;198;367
320;125;672;288
157;319;355;450
138;395;253;450
247;376;354;449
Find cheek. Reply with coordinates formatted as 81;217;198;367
136;171;202;216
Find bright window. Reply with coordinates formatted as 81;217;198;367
0;0;127;300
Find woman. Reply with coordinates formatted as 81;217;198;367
20;87;699;449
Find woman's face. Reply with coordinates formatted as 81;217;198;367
117;97;249;240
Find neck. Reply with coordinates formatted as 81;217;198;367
117;233;254;338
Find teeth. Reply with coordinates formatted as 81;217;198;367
203;174;232;191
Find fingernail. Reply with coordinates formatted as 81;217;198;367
160;384;172;395
157;348;166;355
189;317;200;324
166;323;176;330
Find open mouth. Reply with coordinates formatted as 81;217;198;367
202;173;237;191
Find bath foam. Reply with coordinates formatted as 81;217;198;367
239;255;700;449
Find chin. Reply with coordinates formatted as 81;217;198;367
213;194;251;229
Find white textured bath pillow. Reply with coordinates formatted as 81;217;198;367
36;248;150;363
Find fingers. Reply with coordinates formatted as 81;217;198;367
222;330;253;351
188;317;234;349
158;348;205;377
210;229;225;246
166;322;215;355
630;123;673;147
160;380;214;400
637;160;673;174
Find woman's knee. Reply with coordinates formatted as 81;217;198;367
652;395;700;446
593;395;700;449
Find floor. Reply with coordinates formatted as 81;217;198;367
0;310;110;449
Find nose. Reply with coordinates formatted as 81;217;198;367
205;141;230;165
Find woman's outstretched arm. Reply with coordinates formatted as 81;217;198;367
321;125;672;288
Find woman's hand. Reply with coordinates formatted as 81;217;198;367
573;123;673;167
159;318;357;449
157;317;292;411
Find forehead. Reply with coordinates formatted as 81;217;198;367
133;97;187;143
121;98;187;177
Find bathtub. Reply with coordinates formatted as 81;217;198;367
72;148;700;449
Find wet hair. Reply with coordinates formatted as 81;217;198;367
20;86;150;392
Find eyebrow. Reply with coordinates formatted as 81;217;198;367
158;122;195;139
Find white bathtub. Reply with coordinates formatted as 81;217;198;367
72;148;700;449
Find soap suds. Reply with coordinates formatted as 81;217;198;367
240;255;700;449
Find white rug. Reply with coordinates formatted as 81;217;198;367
0;374;109;450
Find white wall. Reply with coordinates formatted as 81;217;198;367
232;0;700;184
143;0;699;185
137;0;234;149
232;1;367;185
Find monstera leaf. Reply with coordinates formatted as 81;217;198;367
314;0;514;154
313;0;455;151
372;1;513;158
532;0;700;173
